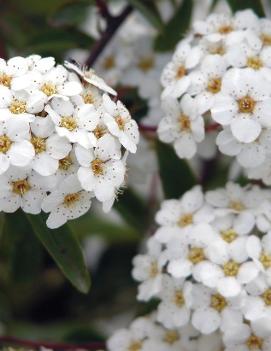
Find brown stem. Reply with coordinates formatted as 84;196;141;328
85;4;133;67
0;336;106;350
95;0;113;22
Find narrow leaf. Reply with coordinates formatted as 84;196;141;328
226;0;265;17
26;214;90;294
156;140;196;199
155;0;193;51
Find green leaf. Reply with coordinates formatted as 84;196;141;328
114;188;148;230
50;1;91;27
26;28;94;57
155;0;193;51
26;214;90;294
127;0;164;31
226;0;265;17
156;140;196;199
68;212;140;243
5;212;43;284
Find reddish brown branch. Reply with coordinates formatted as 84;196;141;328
138;122;220;134
0;336;106;350
85;4;133;67
0;36;7;59
95;0;113;22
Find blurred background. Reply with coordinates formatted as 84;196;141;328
0;0;269;347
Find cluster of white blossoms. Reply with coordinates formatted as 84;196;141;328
0;55;139;228
158;9;271;177
108;183;271;350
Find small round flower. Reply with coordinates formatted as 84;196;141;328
41;174;92;229
158;95;204;159
161;42;202;99
132;238;165;301
103;94;139;153
76;134;125;202
157;275;192;329
0;167;48;214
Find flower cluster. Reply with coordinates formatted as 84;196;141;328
159;9;271;178
0;55;139;228
109;183;271;350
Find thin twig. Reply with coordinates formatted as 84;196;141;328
85;4;133;67
95;0;112;22
0;336;105;350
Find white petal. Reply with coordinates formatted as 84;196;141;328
231;118;261;143
9;141;34;167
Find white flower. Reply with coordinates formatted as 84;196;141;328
76;134;125;202
103;94;139;153
223;320;271;351
158;94;204;159
107;317;151;351
191;283;243;334
0;117;34;174
45;99;100;149
161;42;202;99
157;275;192;329
247;233;271;276
42;174;92;229
64;61;117;96
0;167;47;214
154;186;213;243
206;182;262;230
132;238;164;301
211;68;271;143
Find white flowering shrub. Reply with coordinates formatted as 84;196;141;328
158;9;271;181
108;183;271;350
0;55;139;229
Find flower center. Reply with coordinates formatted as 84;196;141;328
188;247;205;264
176;65;186;79
12;179;31;195
221;229;237;243
116;115;126;130
9;99;27;114
59;155;73;171
218;24;233;34
179;114;191;132
207;77;221;94
247;56;263;70
210;293;227;312
223;260;240;276
174;290;185;307
163;331;180;345
60;116;77;131
40;82;57;96
91;158;104;176
137;56;154;72
229;200;245;212
259;251;271;269
246;335;263;350
63;192;80;207
0;73;12;87
31;135;46;154
178;213;193;227
149;261;159;278
0;135;12;153
93;125;107;139
83;92;95;104
262;288;271;306
238;96;256;114
103;55;116;70
261;33;271;46
209;45;225;55
128;341;142;351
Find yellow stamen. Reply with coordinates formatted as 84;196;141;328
60;116;77;131
221;229;237;243
9;99;27;114
0;135;12;153
163;330;180;345
12;179;31;195
210;293;227;312
40;82;57;96
223;260;240;276
0;73;12;87
238;96;256;114
91;158;104;176
137;57;154;72
63;193;80;207
247;56;263;70
179;114;191;132
31;135;46;154
207;78;221;94
188;247;205;264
